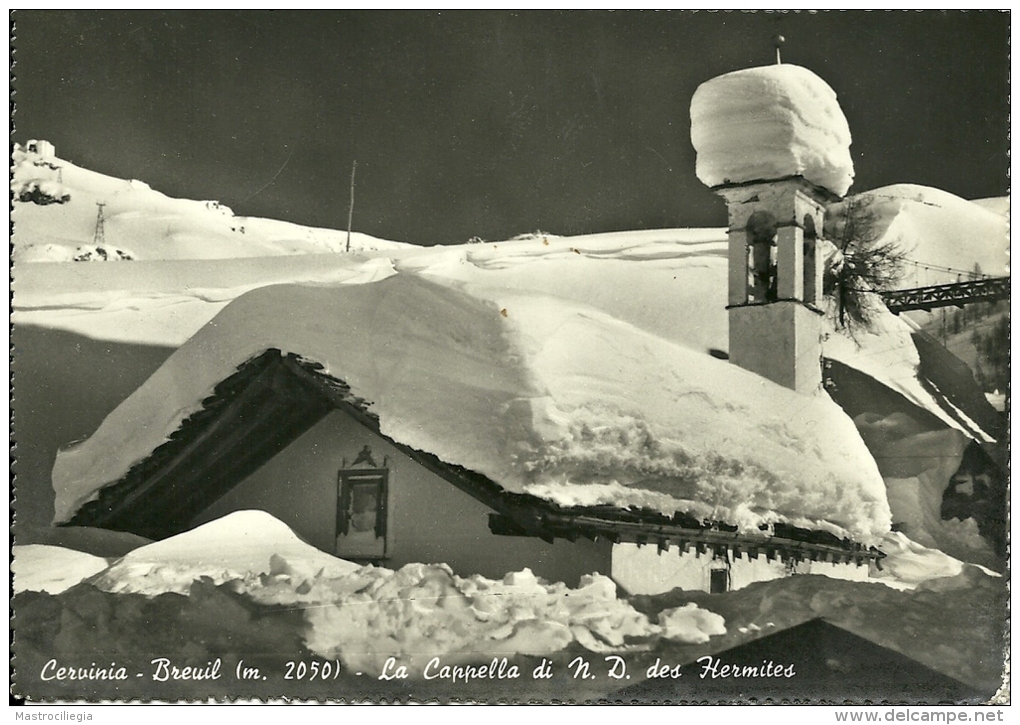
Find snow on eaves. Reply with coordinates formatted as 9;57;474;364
52;272;892;545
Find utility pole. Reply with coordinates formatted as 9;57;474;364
93;203;106;247
346;160;357;253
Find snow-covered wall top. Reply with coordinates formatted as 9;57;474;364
52;273;892;545
690;64;854;197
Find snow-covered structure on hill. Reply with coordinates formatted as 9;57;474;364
26;139;55;159
46;63;1003;595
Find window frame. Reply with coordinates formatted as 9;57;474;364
336;467;389;558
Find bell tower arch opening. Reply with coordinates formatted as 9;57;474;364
803;214;819;305
717;178;833;395
746;211;779;304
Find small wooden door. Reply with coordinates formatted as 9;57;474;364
336;468;388;560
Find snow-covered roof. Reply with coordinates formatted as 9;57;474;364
690;64;854;197
53;270;893;545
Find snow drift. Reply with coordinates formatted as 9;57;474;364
53;273;892;544
869;531;999;591
690;64;854;196
93;510;360;595
89;511;726;675
12;544;108;595
298;566;662;674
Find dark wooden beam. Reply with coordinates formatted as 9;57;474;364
66;350;334;538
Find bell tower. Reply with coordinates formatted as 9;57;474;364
717;178;831;394
689;62;854;395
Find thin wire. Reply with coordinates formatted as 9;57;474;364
900;258;992;280
239;144;296;205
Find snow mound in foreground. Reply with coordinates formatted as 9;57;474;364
91;511;725;675
53;274;891;544
872;532;1000;591
657;602;728;644
12;544;108;594
298;565;662;673
251;558;727;674
690;64;854;196
93;510;359;595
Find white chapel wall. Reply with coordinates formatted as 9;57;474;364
191;408;612;585
612;542;871;595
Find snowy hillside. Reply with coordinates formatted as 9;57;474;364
11;142;411;262
15;223;982;450
970;196;1009;219
826;184;1010;287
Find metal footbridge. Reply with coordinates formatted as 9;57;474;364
880;276;1010;314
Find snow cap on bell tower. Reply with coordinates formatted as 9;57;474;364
690;63;854;197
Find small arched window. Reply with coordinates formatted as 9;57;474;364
746;211;778;303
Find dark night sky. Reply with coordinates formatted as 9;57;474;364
12;10;1010;246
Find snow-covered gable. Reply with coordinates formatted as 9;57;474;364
690;64;854;196
53;272;892;545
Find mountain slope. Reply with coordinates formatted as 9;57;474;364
11;142;410;261
826;184;1010;288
